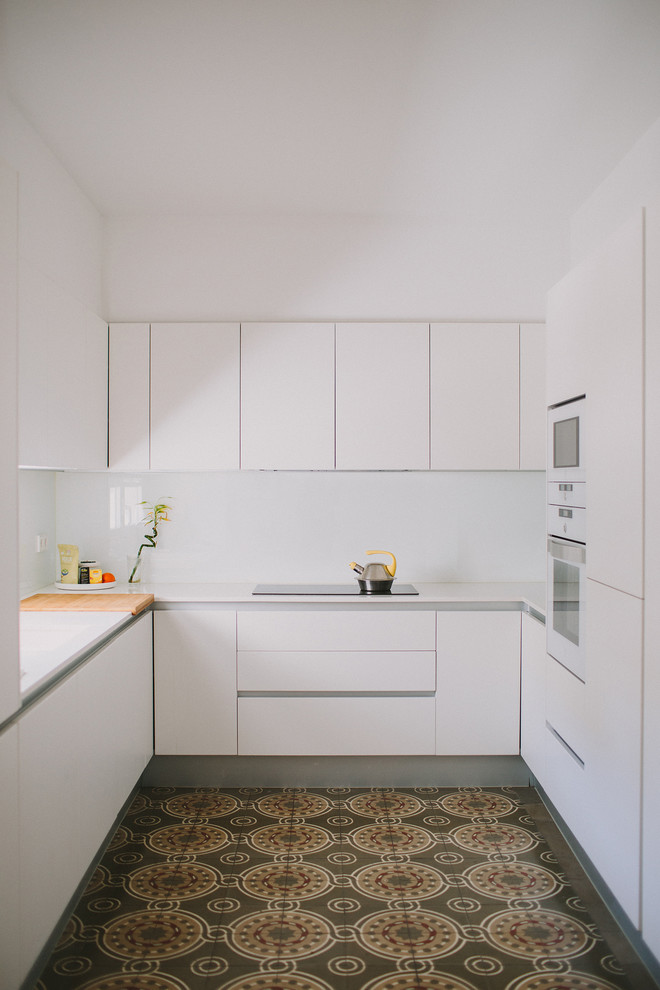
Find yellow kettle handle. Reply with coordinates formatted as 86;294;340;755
366;550;397;577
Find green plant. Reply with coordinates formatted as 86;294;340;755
129;500;172;583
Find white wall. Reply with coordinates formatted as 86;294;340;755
104;212;564;323
18;471;57;597
55;470;546;585
0;89;103;313
571;114;660;265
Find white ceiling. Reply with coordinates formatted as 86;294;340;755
2;0;660;223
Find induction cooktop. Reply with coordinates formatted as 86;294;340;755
252;584;419;596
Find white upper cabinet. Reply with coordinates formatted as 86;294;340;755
108;323;150;470
150;322;240;470
585;211;644;597
241;323;335;469
546;265;592;408
336;323;430;470
430;323;519;470
19;266;108;470
520;324;547;470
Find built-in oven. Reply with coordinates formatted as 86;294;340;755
547;395;586;681
547;534;586;681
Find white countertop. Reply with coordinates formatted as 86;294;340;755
20;610;133;700
36;580;545;611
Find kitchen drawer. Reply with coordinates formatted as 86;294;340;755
238;650;436;692
545;654;586;762
238;696;436;755
543;719;590;851
237;610;435;652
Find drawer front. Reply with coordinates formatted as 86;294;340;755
238;697;436;755
545;654;586;761
237;610;436;652
238;650;436;692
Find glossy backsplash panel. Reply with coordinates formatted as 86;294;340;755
50;470;546;587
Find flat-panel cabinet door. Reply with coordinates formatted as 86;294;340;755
519;324;546;470
336;323;430;469
584;578;642;928
19;266;108;469
241;322;335;469
0;159;19;725
238;696;436;755
436;611;521;755
585;211;644;597
108;323;150;470
430;323;519;469
150;323;240;470
520;611;546;779
154;610;237;755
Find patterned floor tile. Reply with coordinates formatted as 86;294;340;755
33;787;650;990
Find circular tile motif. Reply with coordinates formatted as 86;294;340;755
147;824;229;855
465;861;560;901
80;978;187;990
249;823;332;855
347;792;422;818
509;973;626;990
354;862;446;901
128;862;219;901
230;909;332;959
256;792;330;818
359;909;462;959
103;910;204;959
451;823;536;855
363;973;478;990
240;862;332;901
164;792;239;818
439;791;515;818
349;823;434;856
483;908;594;959
220;974;332;990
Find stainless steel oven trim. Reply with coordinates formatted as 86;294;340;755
547;537;586;564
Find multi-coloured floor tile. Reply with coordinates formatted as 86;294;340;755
33;787;649;990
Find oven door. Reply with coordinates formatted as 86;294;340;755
547;536;586;681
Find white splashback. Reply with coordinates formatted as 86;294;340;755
54;471;546;585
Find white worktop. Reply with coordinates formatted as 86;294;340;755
19;610;133;700
119;580;546;612
30;580;546;611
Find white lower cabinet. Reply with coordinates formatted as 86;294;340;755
238;697;436;756
154;610;237;755
17;616;152;984
237;610;436;756
520;611;546;779
582;579;642;928
538;580;642;929
435;611;521;755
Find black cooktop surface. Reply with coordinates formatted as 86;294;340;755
252;583;419;596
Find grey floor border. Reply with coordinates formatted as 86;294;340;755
141;753;530;787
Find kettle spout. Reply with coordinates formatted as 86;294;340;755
349;561;364;575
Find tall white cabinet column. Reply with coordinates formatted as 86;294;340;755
0;157;20;989
643;199;660;963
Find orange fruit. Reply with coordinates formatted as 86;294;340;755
102;572;115;583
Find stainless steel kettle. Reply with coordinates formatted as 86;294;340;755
349;551;397;594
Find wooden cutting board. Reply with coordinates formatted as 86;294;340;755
20;593;154;615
